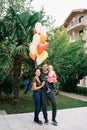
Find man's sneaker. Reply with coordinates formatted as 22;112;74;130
52;119;58;126
44;119;49;125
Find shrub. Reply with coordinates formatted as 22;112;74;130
76;86;87;96
62;76;78;92
54;81;60;95
1;76;13;96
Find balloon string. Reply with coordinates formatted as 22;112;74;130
35;59;37;69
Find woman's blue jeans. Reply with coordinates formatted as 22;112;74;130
33;91;42;122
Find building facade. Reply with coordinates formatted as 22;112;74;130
63;9;87;87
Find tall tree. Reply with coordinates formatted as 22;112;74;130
0;0;53;111
48;26;87;91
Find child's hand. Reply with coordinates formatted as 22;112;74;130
54;80;57;83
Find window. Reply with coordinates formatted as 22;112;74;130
79;16;83;23
79;30;83;36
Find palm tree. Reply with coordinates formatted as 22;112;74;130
0;6;44;110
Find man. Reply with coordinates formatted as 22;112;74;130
40;62;58;126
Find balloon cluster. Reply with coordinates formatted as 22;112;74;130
29;22;48;66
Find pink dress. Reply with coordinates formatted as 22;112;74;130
47;71;57;83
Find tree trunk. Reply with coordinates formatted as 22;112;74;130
13;54;22;112
0;68;13;97
0;86;1;97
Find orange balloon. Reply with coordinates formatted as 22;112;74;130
33;28;39;34
40;34;47;43
35;50;39;57
29;52;36;60
37;42;48;54
43;42;48;50
37;44;44;54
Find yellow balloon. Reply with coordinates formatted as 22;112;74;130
40;51;48;62
36;51;48;66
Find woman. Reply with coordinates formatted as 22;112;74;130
32;68;45;125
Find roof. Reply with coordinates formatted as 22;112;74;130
64;8;87;27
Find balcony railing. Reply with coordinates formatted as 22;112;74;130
67;18;86;31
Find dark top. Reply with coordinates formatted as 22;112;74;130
40;71;54;91
33;77;42;92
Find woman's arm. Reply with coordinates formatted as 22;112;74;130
32;81;45;91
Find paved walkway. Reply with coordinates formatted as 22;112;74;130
0;92;87;130
0;107;87;130
0;110;7;115
59;91;87;102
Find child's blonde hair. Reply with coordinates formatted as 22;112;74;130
48;65;54;71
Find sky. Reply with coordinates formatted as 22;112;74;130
31;0;87;27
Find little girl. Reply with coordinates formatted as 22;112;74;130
47;65;57;83
46;65;57;93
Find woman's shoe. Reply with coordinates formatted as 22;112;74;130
34;120;43;125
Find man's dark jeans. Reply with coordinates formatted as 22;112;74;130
41;89;57;121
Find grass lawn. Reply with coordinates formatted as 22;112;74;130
0;90;87;114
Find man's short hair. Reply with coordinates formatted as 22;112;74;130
42;62;48;66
